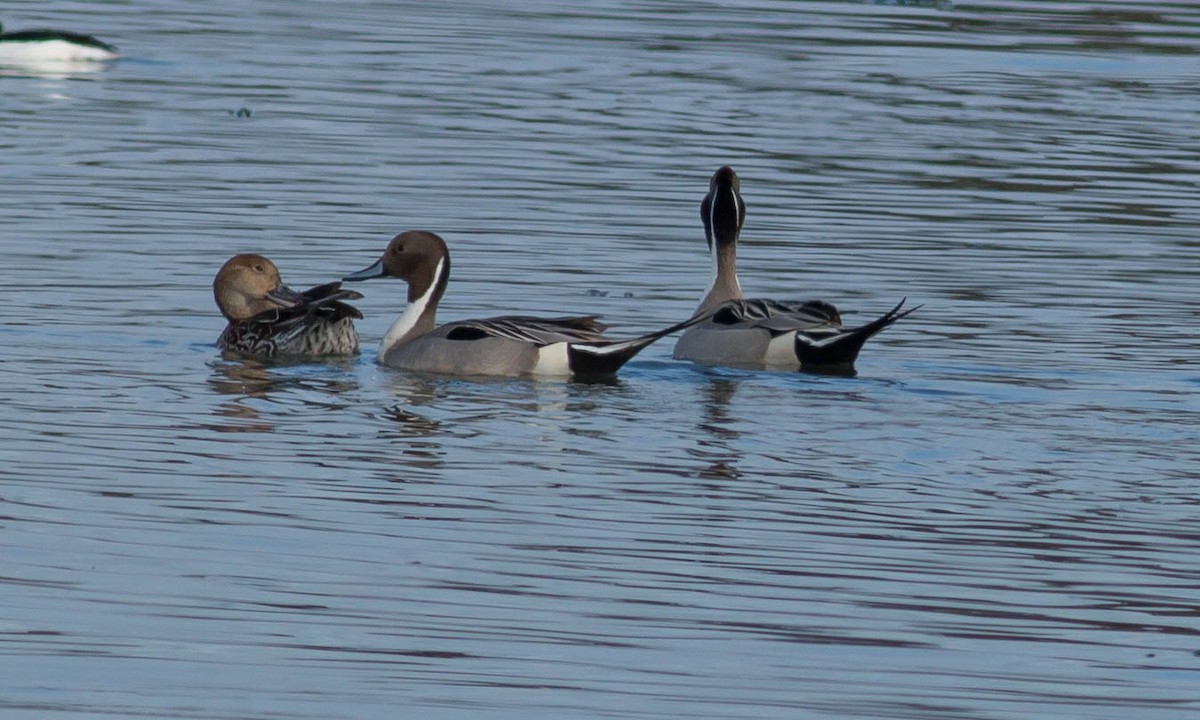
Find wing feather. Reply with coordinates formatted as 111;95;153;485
444;315;609;346
712;298;843;335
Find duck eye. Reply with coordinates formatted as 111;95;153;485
253;264;265;273
392;245;404;254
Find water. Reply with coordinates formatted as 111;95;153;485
2;1;1199;718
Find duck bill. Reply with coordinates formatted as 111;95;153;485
343;259;385;282
266;283;303;308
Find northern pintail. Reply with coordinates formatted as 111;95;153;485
672;166;917;370
0;22;118;62
213;253;363;358
344;230;705;377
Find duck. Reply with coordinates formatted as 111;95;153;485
672;166;917;371
343;230;707;377
0;22;118;62
213;254;363;358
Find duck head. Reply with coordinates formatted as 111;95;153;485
695;166;747;311
213;253;302;321
343;230;451;304
701;165;745;253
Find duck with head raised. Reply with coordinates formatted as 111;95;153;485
213;254;363;358
0;21;118;62
344;230;705;377
672;165;917;372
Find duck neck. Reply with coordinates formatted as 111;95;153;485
378;257;446;361
698;240;742;312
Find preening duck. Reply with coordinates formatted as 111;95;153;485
672;166;917;371
344;230;706;377
213;254;362;358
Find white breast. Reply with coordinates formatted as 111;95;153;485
0;39;117;62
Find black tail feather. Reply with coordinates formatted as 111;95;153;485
794;298;919;370
567;335;662;376
568;307;716;376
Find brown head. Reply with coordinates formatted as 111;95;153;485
343;230;452;304
212;253;302;321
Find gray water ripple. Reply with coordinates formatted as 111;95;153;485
3;1;1200;718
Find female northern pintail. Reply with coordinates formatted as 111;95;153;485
0;21;118;62
344;230;706;377
213;254;363;358
672;166;917;370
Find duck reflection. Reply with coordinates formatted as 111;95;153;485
369;372;462;478
373;370;630;478
374;373;590;481
537;376;624;470
205;356;360;434
0;58;111;79
206;358;276;433
377;372;444;441
375;402;444;475
694;374;745;480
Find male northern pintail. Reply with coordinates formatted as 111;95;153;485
0;21;118;62
344;230;707;377
213;254;363;358
672;166;917;370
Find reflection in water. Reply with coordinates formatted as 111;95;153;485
0;58;113;79
377;401;445;475
372;372;629;476
373;374;447;475
205;357;360;433
694;374;744;480
377;370;446;414
206;358;277;433
207;357;276;397
381;404;441;437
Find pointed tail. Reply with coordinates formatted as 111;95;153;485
794;298;919;371
568;308;716;376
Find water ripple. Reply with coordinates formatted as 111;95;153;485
3;1;1199;719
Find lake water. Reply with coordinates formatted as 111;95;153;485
2;1;1199;718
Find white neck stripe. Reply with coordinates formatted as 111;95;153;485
378;257;444;362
